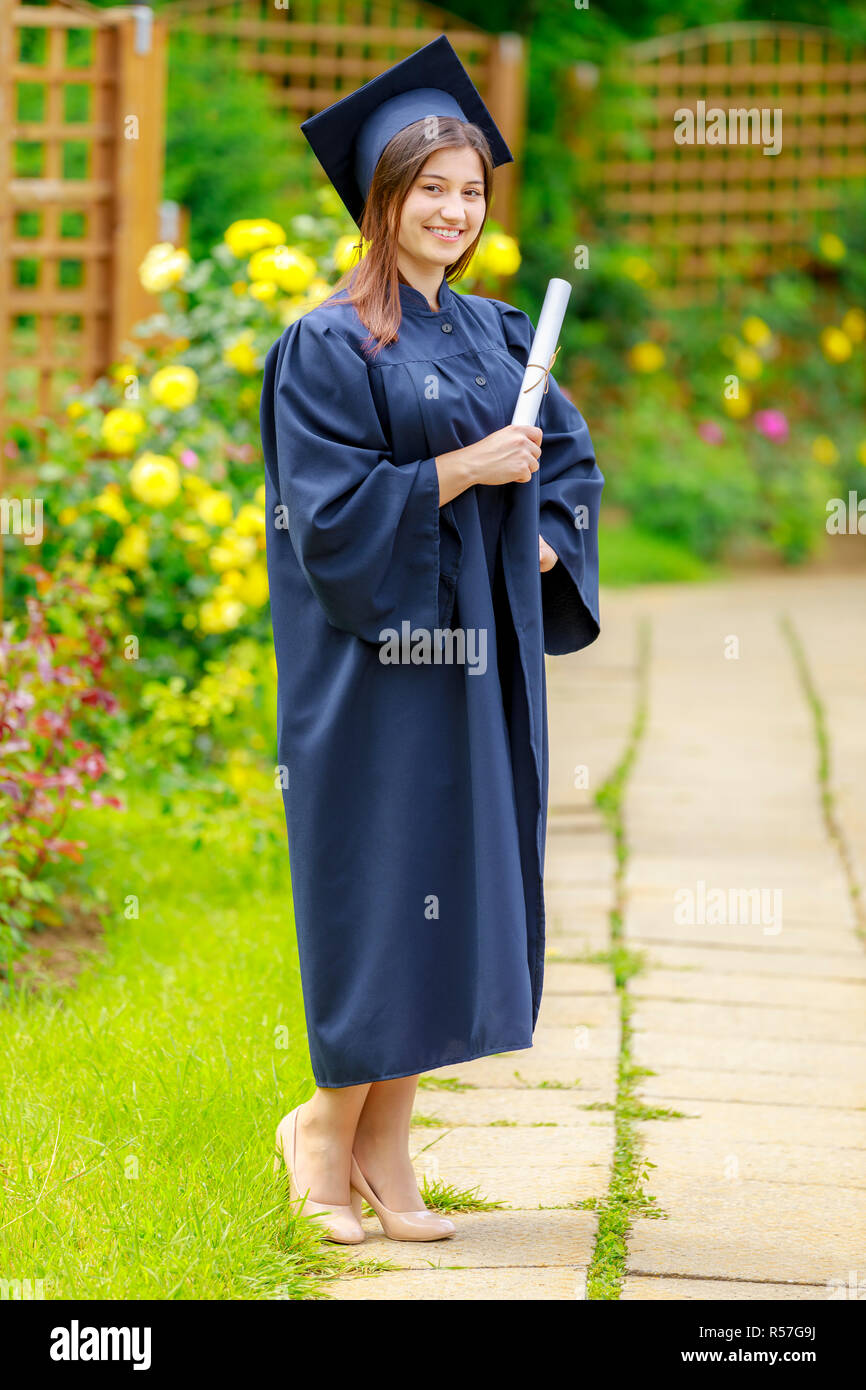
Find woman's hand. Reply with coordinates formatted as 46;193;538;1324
435;425;542;505
539;535;559;572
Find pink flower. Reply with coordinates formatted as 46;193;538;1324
4;440;19;459
754;409;789;443
698;421;725;445
180;448;199;469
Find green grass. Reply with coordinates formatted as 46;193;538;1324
0;779;350;1299
599;521;714;587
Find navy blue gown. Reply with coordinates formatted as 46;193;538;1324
260;273;603;1088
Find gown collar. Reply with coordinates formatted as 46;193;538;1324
397;273;455;316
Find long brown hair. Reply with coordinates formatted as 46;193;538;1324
322;116;493;356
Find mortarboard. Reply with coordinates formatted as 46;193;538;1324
300;35;513;227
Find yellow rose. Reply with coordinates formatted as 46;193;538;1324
224;219;286;258
149;364;199;410
223;330;259;375
480;232;521;278
113;524;150;570
723;386;752;418
811;435;839;466
174;521;211;548
182;473;209;496
110;361;138;390
741;316;771;347
627;341;665;373
734;346;763;380
334;235;369;273
233;562;269;607
129;452;181;507
209;531;257;572
199;595;245;634
249;245;317;294
841;308;866;344
139;242;190;293
231;281;248;297
101;407;146;455
819;233;846;263
66;400;86;420
93;488;132;525
249;280;277;302
195;490;234;527
820;327;853;363
233;503;267;537
857;440;866;467
58;506;79;525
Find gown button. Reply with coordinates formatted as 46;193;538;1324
441;321;453;333
475;375;486;386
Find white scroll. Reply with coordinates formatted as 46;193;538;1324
510;277;572;428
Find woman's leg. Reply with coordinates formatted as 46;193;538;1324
294;1083;371;1205
352;1075;426;1211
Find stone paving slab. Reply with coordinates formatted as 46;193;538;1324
628;1181;866;1284
329;1266;585;1300
342;1208;598;1269
637;942;866;980
542;962;614;995
632;968;866;1010
632;1099;866;1148
412;1087;604;1128
430;1053;616;1091
632;998;866;1044
634;1032;866;1077
634;1129;866;1188
634;1066;866;1110
620;1276;831;1301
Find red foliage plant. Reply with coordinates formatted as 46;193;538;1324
0;564;124;953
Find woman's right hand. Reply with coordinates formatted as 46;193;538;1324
435;425;543;506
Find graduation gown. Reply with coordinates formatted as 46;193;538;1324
260;273;603;1088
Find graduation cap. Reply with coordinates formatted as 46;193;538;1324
300;35;513;227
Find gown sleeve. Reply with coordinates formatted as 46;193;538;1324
497;301;604;656
263;314;457;644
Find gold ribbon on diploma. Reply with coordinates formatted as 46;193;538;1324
522;344;561;396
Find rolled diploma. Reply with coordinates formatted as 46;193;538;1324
510;277;572;428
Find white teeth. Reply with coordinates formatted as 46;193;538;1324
425;227;462;239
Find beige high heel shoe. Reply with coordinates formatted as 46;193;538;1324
274;1106;365;1245
350;1153;456;1242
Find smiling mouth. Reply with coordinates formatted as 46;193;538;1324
424;226;464;242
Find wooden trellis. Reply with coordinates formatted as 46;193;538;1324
164;0;526;231
0;0;167;445
583;21;866;296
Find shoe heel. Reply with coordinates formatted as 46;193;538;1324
350;1186;364;1223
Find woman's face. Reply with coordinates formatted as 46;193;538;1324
397;145;486;272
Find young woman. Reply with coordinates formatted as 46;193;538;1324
260;37;603;1245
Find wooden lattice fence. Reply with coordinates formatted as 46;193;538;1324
581;21;866;297
0;0;167;442
164;0;526;231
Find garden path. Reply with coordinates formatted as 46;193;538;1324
329;571;866;1300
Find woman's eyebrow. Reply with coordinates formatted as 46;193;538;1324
419;172;484;185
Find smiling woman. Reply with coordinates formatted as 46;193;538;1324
260;34;602;1251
